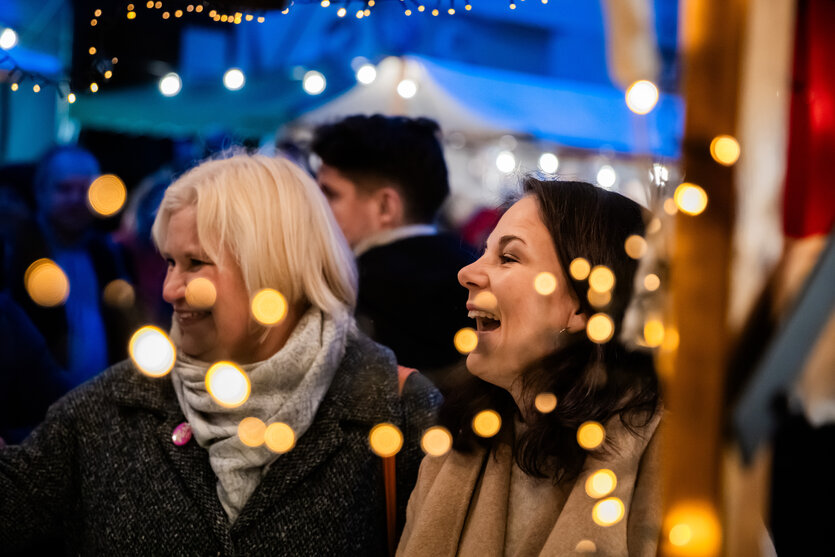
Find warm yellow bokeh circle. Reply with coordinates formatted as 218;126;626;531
24;258;70;307
369;423;404;458
88;174;127;217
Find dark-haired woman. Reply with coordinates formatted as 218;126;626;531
397;179;662;556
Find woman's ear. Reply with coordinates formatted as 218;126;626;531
566;307;588;333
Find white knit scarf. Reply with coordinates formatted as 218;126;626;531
170;306;352;523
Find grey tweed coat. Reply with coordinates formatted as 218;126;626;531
0;333;441;556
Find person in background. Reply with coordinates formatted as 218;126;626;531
398;178;662;556
312;115;474;390
6;145;130;390
0;153;440;554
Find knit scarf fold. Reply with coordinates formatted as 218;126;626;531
170;306;352;523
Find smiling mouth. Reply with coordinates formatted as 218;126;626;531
175;310;210;326
469;310;501;332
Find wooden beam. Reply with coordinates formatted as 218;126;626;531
659;0;748;555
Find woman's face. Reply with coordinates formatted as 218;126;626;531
458;196;586;392
161;206;290;364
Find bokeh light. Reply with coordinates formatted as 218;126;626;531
396;79;417;99
251;288;288;326
647;217;661;234
674;183;708;216
88;174;127;216
356;63;376;85
495;150;516;173
625;80;659;114
534;392;557;413
624;235;647;259
587;288;612;308
223;68;245;90
205;361;251;408
0;28;19;50
303;70;326;95
534;272;557;295
577;420;605;449
538;152;559;174
596;165;617;189
575;540;597;553
662;327;680;351
159;72;182;96
238;416;266;447
185;277;217;310
644;273;661;292
644;319;665;348
669;524;693;546
129;325;176;377
710;135;740;166
264;422;296;453
663;501;722;555
369;423;404;457
420;426;452;456
472;409;501;438
585;468;617;498
664;198;678;215
454;327;478;354
569;257;591;280
586;313;614;344
473;291;498;311
588;266;615;292
25;259;70;307
103;278;135;309
592;497;625;526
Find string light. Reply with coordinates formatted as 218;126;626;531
10;83;18;91
95;9;103;17
67;92;76;103
130;326;176;377
127;10;136;19
32;84;40;93
90;82;99;92
369;423;403;457
104;70;112;79
710;134;740;166
223;68;245;90
674;183;708;216
89;46;97;55
337;7;347;17
625;80;659;115
538;152;559;174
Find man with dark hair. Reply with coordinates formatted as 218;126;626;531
312;114;474;385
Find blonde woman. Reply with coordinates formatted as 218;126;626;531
0;153;440;554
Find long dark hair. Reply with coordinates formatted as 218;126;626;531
439;178;660;482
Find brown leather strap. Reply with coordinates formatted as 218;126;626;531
384;366;419;555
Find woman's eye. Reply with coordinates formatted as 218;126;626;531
500;254;518;264
190;259;206;267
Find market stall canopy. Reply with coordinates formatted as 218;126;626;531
297;55;683;157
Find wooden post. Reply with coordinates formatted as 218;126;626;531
659;0;748;555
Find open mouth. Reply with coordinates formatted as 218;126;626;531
176;310;210;325
469;310;501;332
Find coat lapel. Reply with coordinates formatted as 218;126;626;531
111;362;229;542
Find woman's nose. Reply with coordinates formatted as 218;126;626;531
458;258;486;290
162;268;185;304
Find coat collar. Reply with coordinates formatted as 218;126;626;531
110;333;401;532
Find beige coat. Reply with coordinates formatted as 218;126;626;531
398;412;662;557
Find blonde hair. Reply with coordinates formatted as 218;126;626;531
152;152;357;316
